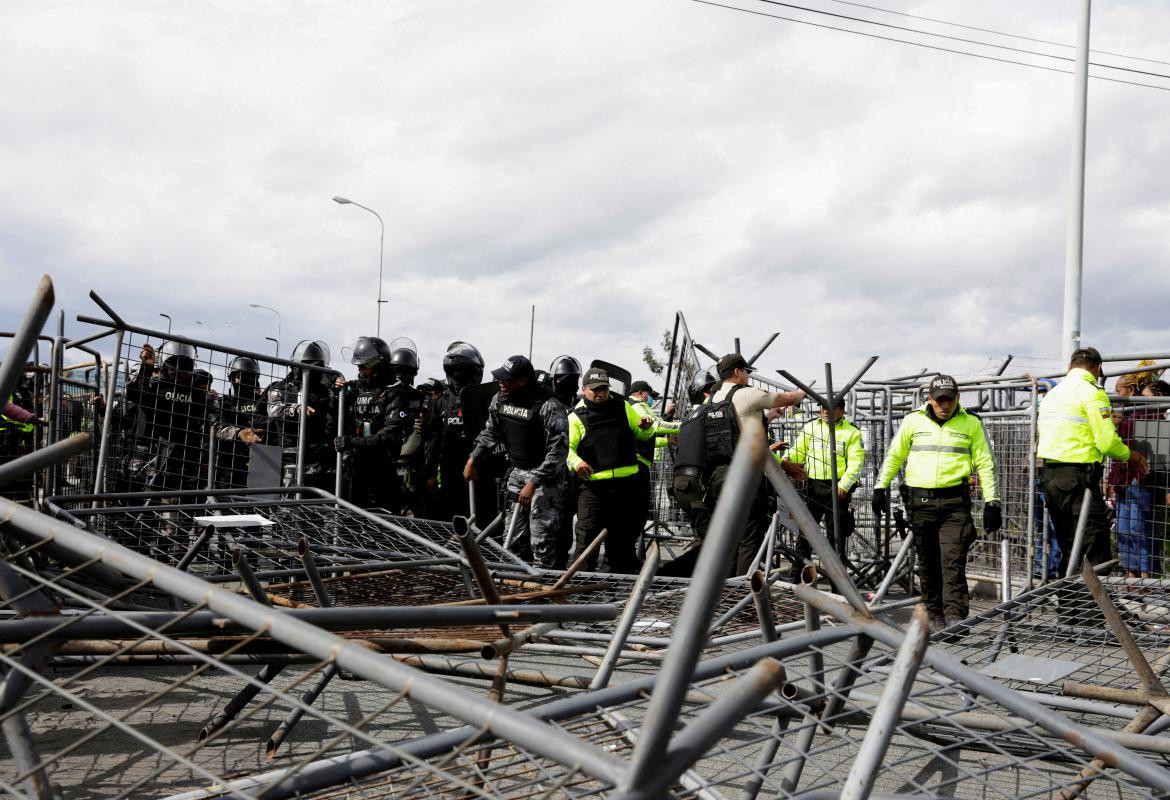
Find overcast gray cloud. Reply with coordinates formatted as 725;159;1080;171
2;0;1169;386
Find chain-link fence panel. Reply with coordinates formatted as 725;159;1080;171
76;317;340;500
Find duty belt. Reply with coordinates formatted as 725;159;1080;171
909;482;968;499
1044;460;1104;479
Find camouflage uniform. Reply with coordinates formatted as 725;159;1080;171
471;385;569;570
504;467;567;568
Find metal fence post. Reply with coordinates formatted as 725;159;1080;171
622;419;767;793
91;328;124;498
334;383;345;499
840;606;930;800
295;369;309;487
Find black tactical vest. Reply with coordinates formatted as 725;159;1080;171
673;403;708;470
575;398;636;472
496;388;551;470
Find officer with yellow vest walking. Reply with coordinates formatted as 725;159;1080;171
567;367;656;573
784;395;865;581
1037;347;1147;576
872;375;999;631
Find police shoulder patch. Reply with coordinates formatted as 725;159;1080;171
1099;406;1111;419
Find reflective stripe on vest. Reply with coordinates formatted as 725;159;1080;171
910;444;970;454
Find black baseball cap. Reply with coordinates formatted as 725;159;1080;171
716;353;754;378
928;374;959;399
1070;346;1103;366
491;355;535;381
583;367;610;389
628;380;659;397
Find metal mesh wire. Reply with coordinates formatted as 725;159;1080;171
0;537;508;800
98;328;339;498
312;577;1170;799
1108;396;1170;580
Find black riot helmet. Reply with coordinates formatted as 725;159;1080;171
689;368;719;404
442;341;484;392
549;355;582;405
388;336;419;385
159;341;197;382
349;336;392;370
550;355;582;378
228;356;260;389
291;340;330;368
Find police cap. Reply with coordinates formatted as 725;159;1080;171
716;353;753;379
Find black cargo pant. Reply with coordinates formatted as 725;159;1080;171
908;489;977;621
574;475;643;574
672;468;713;541
710;464;771;576
793;479;856;577
1042;462;1111;576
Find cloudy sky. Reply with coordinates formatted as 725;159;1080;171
3;1;1169;387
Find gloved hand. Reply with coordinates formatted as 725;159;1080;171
871;487;889;517
333;435;353;453
984;502;1002;533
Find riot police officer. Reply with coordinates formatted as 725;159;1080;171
124;341;213;491
548;355;583;562
383;339;426;515
334;337;402;510
424;341;498;521
671;368;719;541
214;355;266;489
265;340;337;490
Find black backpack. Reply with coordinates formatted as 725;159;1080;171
703;384;744;466
673;403;708;471
674;385;745;471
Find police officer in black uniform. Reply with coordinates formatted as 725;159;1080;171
124;341;214;491
424;341;497;521
465;355;569;568
382;340;426;515
548;355;582;563
334;336;403;510
672;368;720;542
265;340;337;490
213;355;267;489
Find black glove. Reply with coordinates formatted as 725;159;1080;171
333;435;353;453
984;502;1002;533
871;487;889;517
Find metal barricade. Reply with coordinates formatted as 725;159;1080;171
75;296;339;501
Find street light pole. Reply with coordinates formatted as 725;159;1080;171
159;313;172;335
333;195;386;337
249;303;282;358
1061;0;1092;362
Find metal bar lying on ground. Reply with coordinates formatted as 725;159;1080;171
0;497;629;788
840;605;930;800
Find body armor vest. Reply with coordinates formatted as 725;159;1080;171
497;388;550;470
575;398;636;472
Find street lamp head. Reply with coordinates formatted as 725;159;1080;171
332;196;352;205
